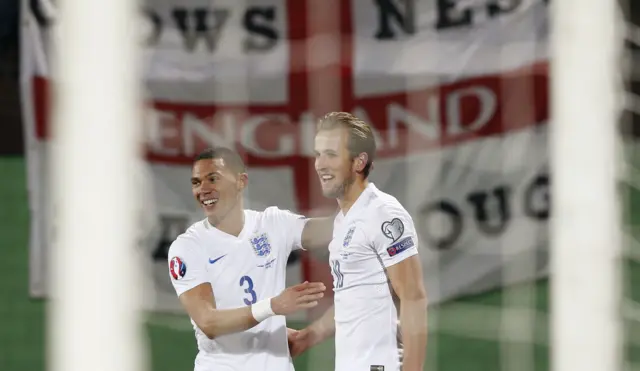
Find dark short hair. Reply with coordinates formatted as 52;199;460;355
317;112;376;178
193;147;247;173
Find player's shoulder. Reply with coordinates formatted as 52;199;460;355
250;206;302;223
263;205;295;217
168;219;208;255
365;185;411;221
364;185;417;247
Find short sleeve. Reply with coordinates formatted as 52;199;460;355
265;206;309;255
370;205;419;268
167;236;208;297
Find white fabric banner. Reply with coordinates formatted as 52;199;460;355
21;0;550;314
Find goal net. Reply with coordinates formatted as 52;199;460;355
14;0;637;370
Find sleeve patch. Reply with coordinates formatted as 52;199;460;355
169;256;187;280
386;237;414;257
381;217;404;242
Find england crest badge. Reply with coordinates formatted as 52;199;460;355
250;233;272;257
343;226;356;248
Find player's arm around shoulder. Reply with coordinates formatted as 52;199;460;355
301;215;334;251
168;236;326;339
369;204;428;371
265;205;334;251
300;206;338;251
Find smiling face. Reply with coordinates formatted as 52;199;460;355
191;158;247;222
314;127;359;199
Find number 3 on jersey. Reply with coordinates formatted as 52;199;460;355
330;260;344;289
239;276;257;305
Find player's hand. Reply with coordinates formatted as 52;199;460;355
271;281;326;315
287;327;313;357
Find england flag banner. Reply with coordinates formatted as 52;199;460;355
21;0;550;315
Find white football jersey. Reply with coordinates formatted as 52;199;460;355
329;183;419;371
168;207;307;371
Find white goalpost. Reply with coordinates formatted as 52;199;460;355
550;0;623;371
49;0;146;370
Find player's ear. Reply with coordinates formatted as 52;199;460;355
354;153;368;173
237;172;248;190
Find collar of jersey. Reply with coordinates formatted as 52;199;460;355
203;210;253;240
341;182;376;220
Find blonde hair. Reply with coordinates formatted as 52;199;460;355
317;112;376;178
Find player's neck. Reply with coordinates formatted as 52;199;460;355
208;207;245;237
337;178;368;215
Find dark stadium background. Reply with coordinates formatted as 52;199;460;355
2;1;640;370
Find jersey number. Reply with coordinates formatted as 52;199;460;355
239;275;257;305
330;260;344;289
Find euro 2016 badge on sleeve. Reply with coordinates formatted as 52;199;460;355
381;218;404;243
169;256;187;280
250;233;272;257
